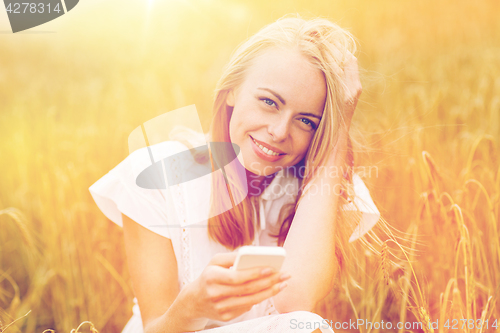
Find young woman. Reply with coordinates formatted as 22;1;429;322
90;15;380;333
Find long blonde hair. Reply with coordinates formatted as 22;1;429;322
205;15;360;280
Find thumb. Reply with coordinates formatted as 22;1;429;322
209;252;238;268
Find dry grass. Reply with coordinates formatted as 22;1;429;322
1;0;499;332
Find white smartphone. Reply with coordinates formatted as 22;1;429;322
231;246;286;271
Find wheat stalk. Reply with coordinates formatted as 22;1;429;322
380;241;390;286
417;306;435;333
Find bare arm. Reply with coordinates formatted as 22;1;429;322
273;55;361;313
122;213;290;333
122;214;202;333
273;128;348;312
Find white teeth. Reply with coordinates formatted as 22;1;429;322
252;137;281;156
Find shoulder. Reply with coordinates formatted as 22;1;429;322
345;173;381;242
115;140;205;183
90;139;204;202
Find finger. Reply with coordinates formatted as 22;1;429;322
237;272;290;296
213;271;290;299
210;265;275;285
216;280;288;312
343;58;361;95
346;50;356;60
343;57;359;78
218;307;253;322
208;252;238;268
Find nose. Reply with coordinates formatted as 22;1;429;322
267;114;291;142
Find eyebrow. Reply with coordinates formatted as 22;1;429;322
299;112;322;120
257;87;322;120
257;87;286;105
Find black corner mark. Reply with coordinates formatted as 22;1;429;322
3;0;79;33
64;0;77;11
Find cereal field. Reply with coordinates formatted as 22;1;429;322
0;0;499;332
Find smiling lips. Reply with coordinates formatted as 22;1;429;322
250;136;285;156
250;135;287;162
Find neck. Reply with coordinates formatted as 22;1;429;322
245;168;276;196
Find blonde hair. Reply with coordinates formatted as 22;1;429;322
206;15;362;281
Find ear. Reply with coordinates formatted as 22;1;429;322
226;89;235;107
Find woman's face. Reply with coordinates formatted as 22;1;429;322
227;47;327;176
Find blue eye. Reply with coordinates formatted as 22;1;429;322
261;98;277;108
300;118;317;130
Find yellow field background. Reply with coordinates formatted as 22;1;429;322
1;0;499;332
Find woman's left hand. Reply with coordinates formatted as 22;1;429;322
341;53;362;131
320;53;361;170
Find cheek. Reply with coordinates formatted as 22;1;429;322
295;133;314;157
229;114;235;141
229;107;246;144
231;105;258;134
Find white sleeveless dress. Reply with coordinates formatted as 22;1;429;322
89;139;380;333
